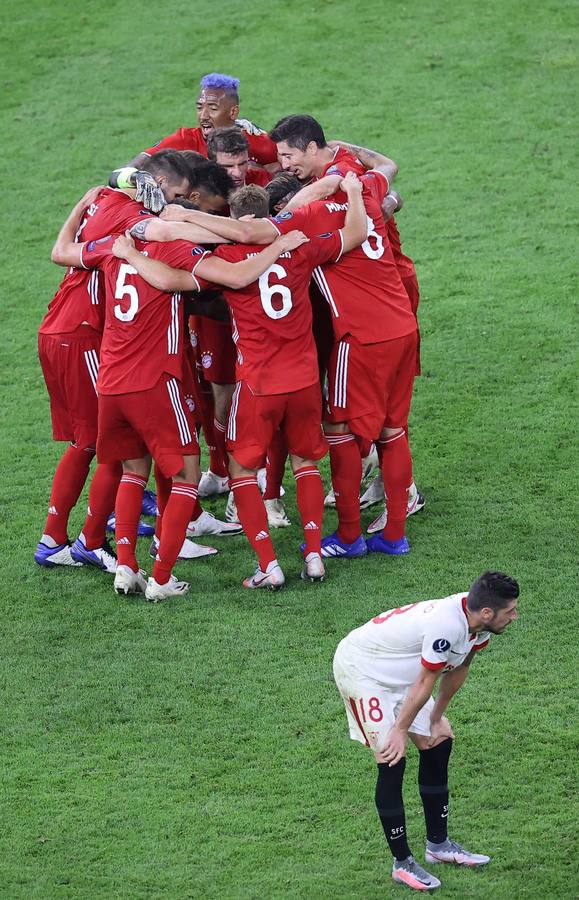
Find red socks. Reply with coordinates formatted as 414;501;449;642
231;475;276;571
155;464;202;542
326;432;362;544
115;472;147;571
81;461;122;549
263;430;288;500
152;482;198;584
43;444;94;543
153;463;172;541
294;465;324;556
379;431;412;541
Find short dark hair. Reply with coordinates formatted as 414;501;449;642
265;172;302;214
187;159;235;199
467;571;519;612
140;149;193;187
180;150;207;169
269;114;327;150
207;126;249;160
229;184;269;219
169;197;198;209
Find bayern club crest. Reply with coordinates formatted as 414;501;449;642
184;394;196;413
201;351;213;369
190;331;198;348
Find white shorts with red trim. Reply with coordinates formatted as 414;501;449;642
333;642;435;751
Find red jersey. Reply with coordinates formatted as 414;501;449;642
268;172;416;345
246;166;272;187
320;146;365;179
81;236;206;395
39;189;154;336
144;126;278;166
386;217;417;280
193;233;344;395
322;151;417;280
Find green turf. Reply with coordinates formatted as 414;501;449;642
1;0;578;897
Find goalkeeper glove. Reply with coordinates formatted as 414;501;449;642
109;168;166;213
235;117;266;136
133;171;166;213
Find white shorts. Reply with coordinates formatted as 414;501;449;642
333;642;435;752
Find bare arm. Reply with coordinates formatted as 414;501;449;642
340;173;368;252
377;666;440;766
158;207;278;245
430;652;475;724
382;191;402;223
51;186;104;267
329;139;398;183
284;175;342;211
112;231;309;293
196;231;308;288
130;216;231;245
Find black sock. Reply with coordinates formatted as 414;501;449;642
418;738;453;844
376;760;411;861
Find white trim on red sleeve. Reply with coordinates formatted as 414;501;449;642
190;250;211;291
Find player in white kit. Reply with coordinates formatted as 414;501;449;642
333;570;519;892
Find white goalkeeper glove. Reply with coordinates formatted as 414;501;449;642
235;117;266;136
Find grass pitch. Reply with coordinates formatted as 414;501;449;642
1;1;577;897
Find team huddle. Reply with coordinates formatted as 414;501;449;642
35;72;520;891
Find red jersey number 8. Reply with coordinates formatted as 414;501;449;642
114;263;139;322
258;264;293;320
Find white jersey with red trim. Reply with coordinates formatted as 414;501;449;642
337;593;490;690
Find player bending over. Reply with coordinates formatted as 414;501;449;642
334;571;519;891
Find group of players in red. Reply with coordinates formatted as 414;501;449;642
36;72;423;601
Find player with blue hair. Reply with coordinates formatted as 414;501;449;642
128;73;278;170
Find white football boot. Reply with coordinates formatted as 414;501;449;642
406;481;426;516
243;561;285;590
300;552;325;582
145;574;190;602
114;565;148;595
264;497;291;527
359;472;385;509
256;466;268;494
361;443;379;479
225;491;240;524
324;487;336;508
149;534;217;560
187;510;242;537
392;856;441;891
366;482;426;534
425;839;490;867
197;470;229;498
